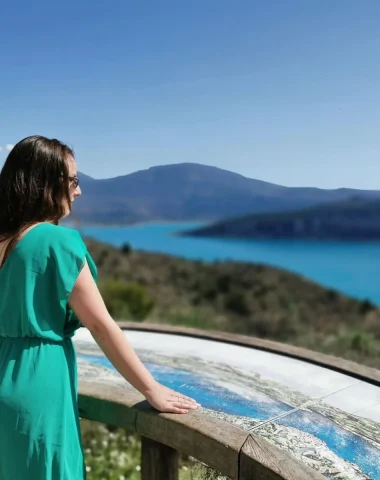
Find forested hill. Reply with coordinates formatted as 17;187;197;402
182;197;380;241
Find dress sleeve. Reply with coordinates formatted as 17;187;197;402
50;228;90;302
48;228;98;335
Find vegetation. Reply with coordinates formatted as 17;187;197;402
100;279;155;320
85;237;380;368
81;236;380;479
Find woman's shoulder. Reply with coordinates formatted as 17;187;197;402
22;223;86;257
13;222;97;281
7;223;86;275
32;223;82;241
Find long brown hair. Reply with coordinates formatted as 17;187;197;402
0;135;74;267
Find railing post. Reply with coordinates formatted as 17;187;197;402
141;436;179;480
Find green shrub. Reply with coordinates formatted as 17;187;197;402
224;291;250;315
216;274;231;293
321;329;380;357
350;332;377;355
200;285;218;300
100;279;155;320
253;284;269;298
252;318;271;338
166;312;216;330
359;299;376;314
120;242;133;255
325;289;338;301
97;248;109;268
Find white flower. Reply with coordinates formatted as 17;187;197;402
117;452;128;467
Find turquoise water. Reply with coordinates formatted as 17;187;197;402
78;222;380;304
81;354;380;479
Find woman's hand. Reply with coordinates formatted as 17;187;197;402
144;381;201;414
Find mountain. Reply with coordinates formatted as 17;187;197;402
180;196;380;241
72;163;380;224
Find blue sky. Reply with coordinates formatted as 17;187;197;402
1;0;379;188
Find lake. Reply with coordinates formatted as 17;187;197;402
77;222;380;305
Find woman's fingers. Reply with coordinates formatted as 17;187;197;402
171;398;198;407
146;383;202;414
169;392;200;406
170;391;196;402
151;387;201;413
167;407;189;414
169;399;199;410
182;396;198;404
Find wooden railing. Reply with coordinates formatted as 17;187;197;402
78;323;380;479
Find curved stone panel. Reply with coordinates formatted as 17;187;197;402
74;327;380;480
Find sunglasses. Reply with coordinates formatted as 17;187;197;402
68;175;80;188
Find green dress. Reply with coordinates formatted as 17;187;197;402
0;223;97;480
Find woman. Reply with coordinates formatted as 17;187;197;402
0;135;199;479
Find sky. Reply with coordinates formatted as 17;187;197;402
0;0;379;189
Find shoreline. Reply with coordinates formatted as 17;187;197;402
63;219;209;229
64;220;380;243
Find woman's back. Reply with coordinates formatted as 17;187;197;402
0;222;97;480
0;222;97;339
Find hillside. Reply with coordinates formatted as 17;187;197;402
182;196;380;241
84;237;380;370
73;164;380;224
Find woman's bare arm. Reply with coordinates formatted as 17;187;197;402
69;262;199;414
